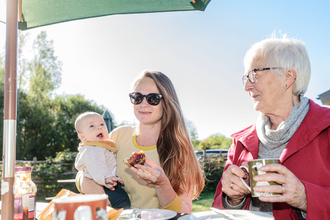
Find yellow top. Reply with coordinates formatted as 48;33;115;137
110;126;160;209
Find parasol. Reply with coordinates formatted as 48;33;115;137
1;0;211;219
102;110;114;132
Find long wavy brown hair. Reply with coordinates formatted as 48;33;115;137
132;71;204;199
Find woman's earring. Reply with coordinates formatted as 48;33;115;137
285;85;287;90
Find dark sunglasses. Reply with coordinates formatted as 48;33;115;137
129;92;163;106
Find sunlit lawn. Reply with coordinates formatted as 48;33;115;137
192;190;215;213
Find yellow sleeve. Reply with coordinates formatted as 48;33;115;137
159;194;182;213
75;171;84;194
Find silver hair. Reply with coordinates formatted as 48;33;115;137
244;34;311;96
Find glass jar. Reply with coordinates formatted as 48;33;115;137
14;166;37;220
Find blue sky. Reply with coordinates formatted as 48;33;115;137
1;0;329;140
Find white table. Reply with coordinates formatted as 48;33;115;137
182;209;274;220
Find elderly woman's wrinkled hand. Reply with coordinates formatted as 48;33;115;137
130;156;168;187
221;163;251;206
254;164;307;211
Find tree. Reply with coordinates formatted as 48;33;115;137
17;96;57;159
195;133;232;151
17;31;30;90
184;119;202;150
0;31;107;159
15;31;62;159
28;31;62;97
52;95;106;153
205;133;232;149
16;94;106;159
185;119;198;140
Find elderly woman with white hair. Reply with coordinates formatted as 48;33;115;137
212;35;330;219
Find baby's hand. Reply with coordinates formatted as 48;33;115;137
105;176;124;191
105;176;124;189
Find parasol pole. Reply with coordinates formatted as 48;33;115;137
1;0;18;218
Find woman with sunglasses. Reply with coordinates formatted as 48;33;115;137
77;71;204;213
212;35;330;219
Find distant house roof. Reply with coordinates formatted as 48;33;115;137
317;89;330;105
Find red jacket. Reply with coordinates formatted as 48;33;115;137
212;99;330;220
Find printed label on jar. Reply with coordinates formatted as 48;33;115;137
14;195;36;220
14;196;23;219
28;195;36;218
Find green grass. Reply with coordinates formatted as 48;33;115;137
192;190;215;213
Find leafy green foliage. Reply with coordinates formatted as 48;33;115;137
35;149;77;173
52;95;106;153
33;150;79;200
0;31;107;160
54;149;77;161
200;157;224;192
18;31;30;90
194;133;232;151
193;157;224;212
15;93;106;159
192;139;202;150
206;134;232;149
28;31;62;96
185;119;198;141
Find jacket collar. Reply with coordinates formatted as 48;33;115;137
231;124;259;159
231;99;330;162
281;99;330;162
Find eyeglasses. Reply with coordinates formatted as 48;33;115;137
242;67;283;85
129;92;163;106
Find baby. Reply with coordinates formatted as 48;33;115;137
74;112;130;209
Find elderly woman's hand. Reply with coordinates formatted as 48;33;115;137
254;164;307;211
130;156;168;187
221;163;251;206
